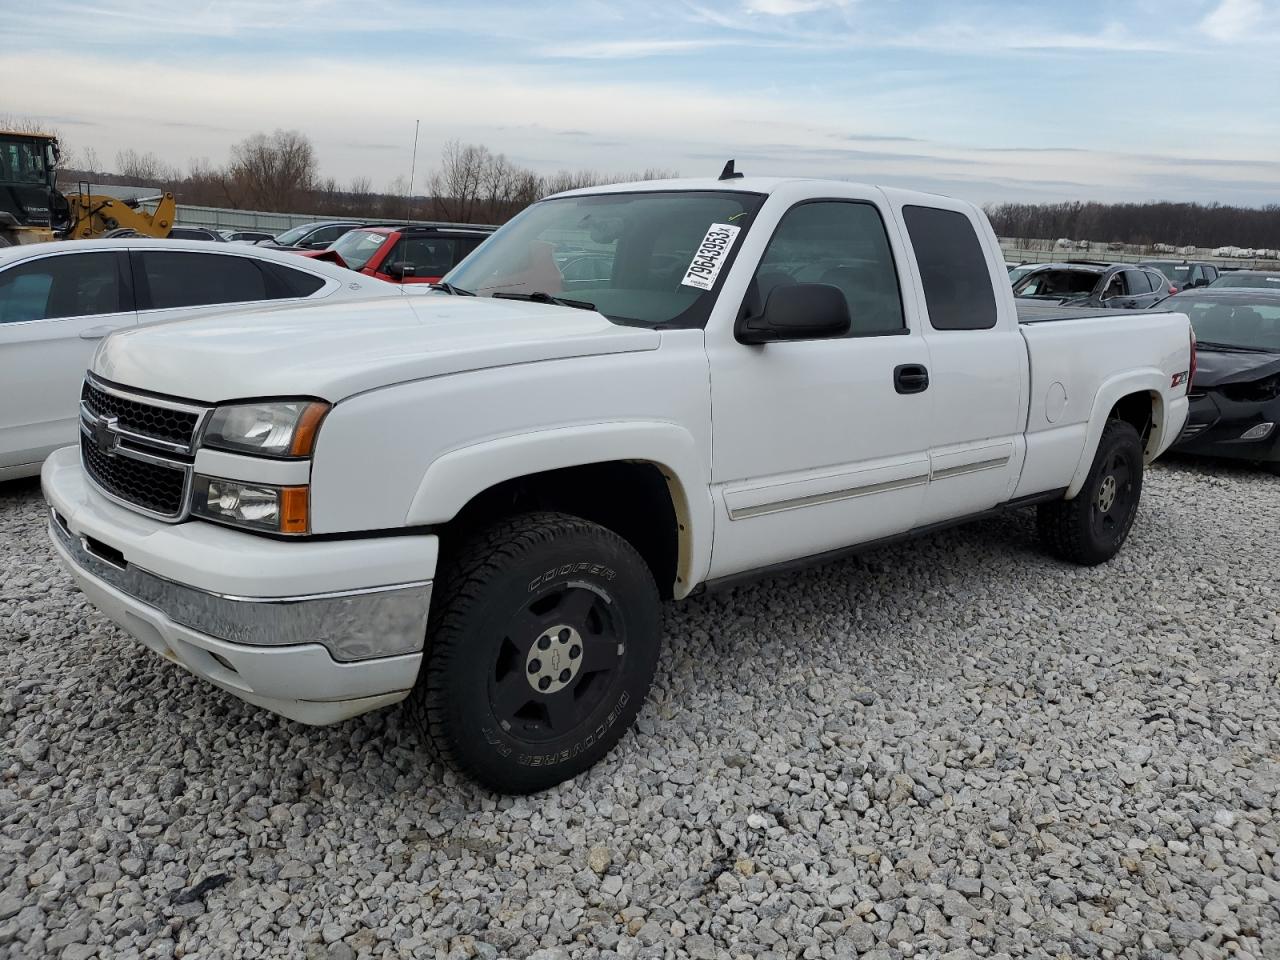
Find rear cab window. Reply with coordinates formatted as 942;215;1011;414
902;206;997;330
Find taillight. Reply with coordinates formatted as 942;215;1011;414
1169;285;1178;295
1188;327;1197;392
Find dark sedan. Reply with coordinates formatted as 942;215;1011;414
1013;262;1173;309
1170;289;1280;472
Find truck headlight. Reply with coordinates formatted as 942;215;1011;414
202;401;328;458
192;476;310;535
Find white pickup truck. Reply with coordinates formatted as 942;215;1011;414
43;175;1194;793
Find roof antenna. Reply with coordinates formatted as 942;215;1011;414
718;159;744;181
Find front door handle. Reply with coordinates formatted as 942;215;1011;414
78;325;117;340
894;363;930;394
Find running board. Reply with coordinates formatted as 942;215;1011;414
697;488;1068;595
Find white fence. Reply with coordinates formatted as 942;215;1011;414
136;201;495;234
999;237;1280;270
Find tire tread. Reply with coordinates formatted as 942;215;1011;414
406;511;657;791
1036;419;1142;566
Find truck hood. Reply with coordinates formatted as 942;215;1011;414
93;296;660;403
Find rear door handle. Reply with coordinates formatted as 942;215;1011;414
78;325;117;340
894;363;930;394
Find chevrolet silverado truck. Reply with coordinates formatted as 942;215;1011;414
42;175;1194;793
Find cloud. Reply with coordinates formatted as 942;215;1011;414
743;0;850;14
1200;0;1266;41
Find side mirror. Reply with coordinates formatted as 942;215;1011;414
1191;277;1209;288
737;282;851;345
385;261;415;280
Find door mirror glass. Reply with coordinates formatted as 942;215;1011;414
385;261;415;280
737;282;851;344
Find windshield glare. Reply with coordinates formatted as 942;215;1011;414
329;230;387;271
443;190;764;327
1172;296;1280;352
273;224;311;246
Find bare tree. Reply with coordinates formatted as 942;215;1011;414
225;129;317;211
116;149;180;185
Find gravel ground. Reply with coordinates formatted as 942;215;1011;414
1;459;1278;960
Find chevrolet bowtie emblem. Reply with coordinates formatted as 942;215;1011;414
93;415;120;456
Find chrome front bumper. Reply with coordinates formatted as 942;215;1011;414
49;508;431;663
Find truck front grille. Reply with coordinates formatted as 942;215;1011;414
82;440;188;518
82;379;200;447
78;375;209;521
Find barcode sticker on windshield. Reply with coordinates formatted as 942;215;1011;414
681;223;741;291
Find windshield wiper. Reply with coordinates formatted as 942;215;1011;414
431;281;474;296
491;291;598;311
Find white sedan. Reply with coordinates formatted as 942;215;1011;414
0;238;409;480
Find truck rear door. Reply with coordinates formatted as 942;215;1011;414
890;198;1027;525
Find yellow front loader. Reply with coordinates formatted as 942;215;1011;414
62;188;177;240
0;129;178;245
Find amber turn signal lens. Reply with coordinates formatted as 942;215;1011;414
289;402;330;457
280;486;310;535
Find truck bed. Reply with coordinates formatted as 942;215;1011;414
1016;302;1157;324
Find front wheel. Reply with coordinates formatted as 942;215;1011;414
407;511;662;793
1037;419;1145;565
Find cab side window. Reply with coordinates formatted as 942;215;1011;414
902;206;997;330
0;253;125;324
751;200;905;336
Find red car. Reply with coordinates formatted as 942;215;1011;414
300;224;494;284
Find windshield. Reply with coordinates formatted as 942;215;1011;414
1210;271;1280;289
1146;261;1191;282
329;230;389;271
272;224;313;246
1171;295;1280;352
0;140;49;185
443;190;765;327
1013;268;1099;299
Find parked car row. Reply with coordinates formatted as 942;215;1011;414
0;239;417;480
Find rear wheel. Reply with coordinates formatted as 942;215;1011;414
407;511;661;793
1037;420;1144;565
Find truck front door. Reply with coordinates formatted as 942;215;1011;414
705;189;935;579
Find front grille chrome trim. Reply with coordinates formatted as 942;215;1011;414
79;375;213;523
84;371;209;417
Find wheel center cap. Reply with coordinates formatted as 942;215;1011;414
1097;475;1117;513
526;625;583;694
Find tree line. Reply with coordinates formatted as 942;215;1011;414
985;200;1280;249
53;129;675;225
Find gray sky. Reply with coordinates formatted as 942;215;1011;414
6;0;1280;205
